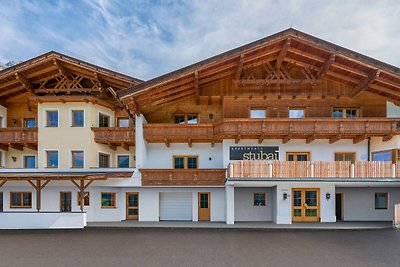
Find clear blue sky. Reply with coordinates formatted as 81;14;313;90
1;0;399;80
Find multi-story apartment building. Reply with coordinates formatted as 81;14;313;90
1;29;400;228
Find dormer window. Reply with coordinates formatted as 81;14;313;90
250;109;266;119
174;114;198;124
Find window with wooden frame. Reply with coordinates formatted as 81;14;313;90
71;151;84;168
101;192;116;208
77;192;90;206
117;117;130;127
99;113;110;127
375;193;388;209
173;156;198;169
24;118;36;128
23;156;36;168
10;192;32;208
72;110;84;127
46;110;58;127
174;114;198;124
46;151;58;168
289;108;305;119
371;149;400;163
286;152;310;161
332;108;359;118
99;153;110;168
334;152;356;163
250;108;267;119
254;193;266;206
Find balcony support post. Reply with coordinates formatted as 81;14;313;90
392;163;396;178
268;163;273;178
350;163;355;178
229;163;234;178
310;162;314;178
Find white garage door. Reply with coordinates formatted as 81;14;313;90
159;192;192;221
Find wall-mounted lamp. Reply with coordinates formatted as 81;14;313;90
326;193;331;200
11;119;17;125
283;192;288;200
209;114;214;120
11;156;17;162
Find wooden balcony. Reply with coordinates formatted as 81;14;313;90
229;161;400;179
144;118;399;145
140;169;226;186
91;127;134;150
0;128;38;151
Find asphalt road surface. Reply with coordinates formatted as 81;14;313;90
0;228;399;267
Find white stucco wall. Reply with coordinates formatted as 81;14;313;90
370;136;400;153
234;187;272;221
386;101;400;118
0;105;7;127
336;187;400;221
223;139;369;167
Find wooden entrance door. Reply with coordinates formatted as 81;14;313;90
335;193;343;221
292;189;319;222
198;192;210;221
126;192;139;220
60;192;72;212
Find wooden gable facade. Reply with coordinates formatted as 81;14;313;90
118;28;400;146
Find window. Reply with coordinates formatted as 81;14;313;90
10;192;32;208
99;153;110;168
23;156;36;168
250;109;266;119
99;113;110;127
334;152;356;163
375;193;388;209
254;193;266;206
174;114;198;124
72;110;84;127
173;156;198;169
46;111;58;127
287;152;310;161
77;192;90;206
46;151;58;168
24;118;36;128
101;192;116;208
332;108;358;118
117;155;129;168
372;150;393;162
117;118;130;127
289;108;305;119
71;151;84;168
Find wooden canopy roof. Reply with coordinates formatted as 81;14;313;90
118;28;400;114
0;51;142;104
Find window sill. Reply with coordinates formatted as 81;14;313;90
101;206;117;209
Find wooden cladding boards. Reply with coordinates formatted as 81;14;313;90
145;98;222;123
5;102;36;127
222;96;386;119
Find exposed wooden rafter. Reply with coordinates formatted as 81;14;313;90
194;70;200;105
15;72;34;94
53;59;73;80
275;38;291;70
317;54;336;78
352;69;380;97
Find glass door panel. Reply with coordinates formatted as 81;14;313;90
126;193;139;220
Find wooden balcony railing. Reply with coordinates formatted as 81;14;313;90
144;118;399;145
91;127;135;148
140;169;226;186
0;128;38;150
229;161;400;179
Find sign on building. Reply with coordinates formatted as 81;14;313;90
229;146;279;160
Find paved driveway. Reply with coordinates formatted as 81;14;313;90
0;228;399;267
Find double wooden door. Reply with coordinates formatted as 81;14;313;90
292;189;319;222
126;192;139;220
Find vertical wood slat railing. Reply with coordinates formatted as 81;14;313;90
229;161;399;178
0;128;38;144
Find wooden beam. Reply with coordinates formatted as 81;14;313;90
95;72;109;92
194;70;200;105
235;136;240;144
10;144;23;151
0;180;7;188
164;138;170;147
233;79;321;85
353;135;366;144
329;135;341;144
258;135;264;144
282;135;291;144
317;54;336;78
382;134;393;142
121;143;129;151
53;59;73;80
0;144;9;151
25;144;38;151
234;54;245;90
352;69;380;97
108;144;117;151
306;135;316;144
275;38;291;70
15;72;34;94
188;138;192;148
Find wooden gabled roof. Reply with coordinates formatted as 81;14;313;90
118;28;400;114
0;51;142;103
